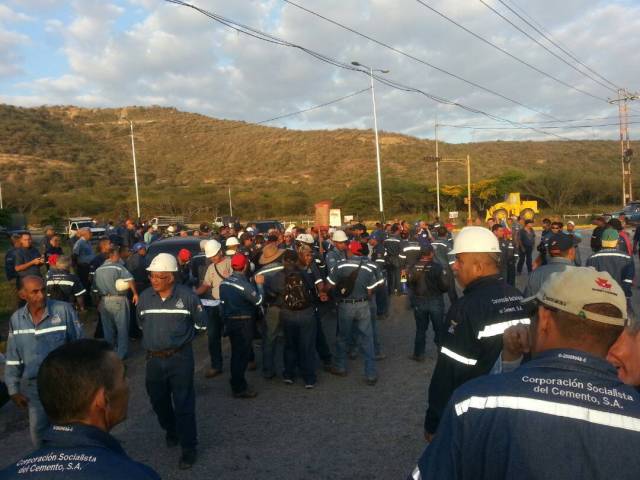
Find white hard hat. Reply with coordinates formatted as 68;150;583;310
296;233;314;244
115;279;130;292
147;252;178;272
225;236;240;247
285;225;296;234
167;225;175;233
246;227;255;233
449;226;500;255
204;239;222;258
332;230;348;242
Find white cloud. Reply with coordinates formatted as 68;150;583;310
2;0;639;142
0;4;31;78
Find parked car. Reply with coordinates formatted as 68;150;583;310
248;220;284;234
146;236;205;281
606;201;640;226
67;217;106;240
213;216;239;228
146;237;202;262
150;215;185;231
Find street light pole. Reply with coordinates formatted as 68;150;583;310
466;154;472;225
129;121;141;220
352;61;389;223
435;116;440;219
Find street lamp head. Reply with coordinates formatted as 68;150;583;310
380;69;390;74
351;61;361;66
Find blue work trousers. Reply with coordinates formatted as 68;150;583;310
145;345;197;449
386;263;401;294
375;281;389;317
314;307;332;364
206;305;224;371
261;305;282;377
99;296;130;359
24;381;48;448
227;317;255;394
413;297;445;356
282;307;317;384
369;298;382;355
335;301;376;379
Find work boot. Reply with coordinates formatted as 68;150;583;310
375;353;387;361
408;354;426;362
233;389;258;399
204;368;221;379
247;361;257;371
179;448;197;470
328;367;347;377
366;377;378;386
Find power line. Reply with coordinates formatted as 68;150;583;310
498;0;620;90
478;0;617;93
438;120;640;130
510;114;640;125
210;87;372;132
165;0;573;140
414;0;609;104
282;0;560;121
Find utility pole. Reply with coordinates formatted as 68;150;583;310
0;182;3;209
466;154;472;225
129;121;141;220
435;115;440;219
609;89;639;205
228;186;233;217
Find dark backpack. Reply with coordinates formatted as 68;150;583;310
47;282;69;302
283;270;312;310
335;260;363;298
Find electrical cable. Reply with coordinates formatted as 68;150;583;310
414;0;609;103
165;0;574;140
283;0;560;121
438;120;640;130
497;0;621;90
478;0;617;93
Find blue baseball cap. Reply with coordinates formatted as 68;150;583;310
132;242;147;252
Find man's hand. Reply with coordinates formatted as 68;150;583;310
32;257;45;266
502;324;530;362
131;293;139;305
254;274;265;285
11;393;29;409
424;431;435;443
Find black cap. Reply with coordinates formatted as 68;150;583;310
420;244;434;256
607;218;623;231
549;233;573;252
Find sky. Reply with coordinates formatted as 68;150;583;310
1;0;639;143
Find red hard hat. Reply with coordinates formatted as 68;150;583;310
231;252;247;270
349;240;363;255
177;248;192;262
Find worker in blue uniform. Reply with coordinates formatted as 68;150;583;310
136;253;207;470
220;253;264;398
410;267;640;480
0;339;159;479
4;276;83;447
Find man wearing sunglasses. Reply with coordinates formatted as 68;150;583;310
411;267;640;480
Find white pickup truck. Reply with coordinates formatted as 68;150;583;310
67;217;106;240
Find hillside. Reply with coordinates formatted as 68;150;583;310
0;104;635;223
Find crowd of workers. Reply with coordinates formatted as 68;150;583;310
0;213;639;478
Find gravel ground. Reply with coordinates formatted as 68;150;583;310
0;230;636;479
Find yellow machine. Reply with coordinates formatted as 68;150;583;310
485;192;538;222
